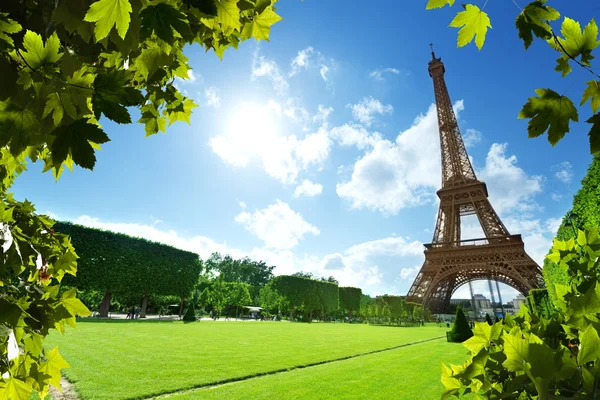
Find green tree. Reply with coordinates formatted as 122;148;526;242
0;1;284;395
543;154;600;303
338;286;362;320
426;1;600;153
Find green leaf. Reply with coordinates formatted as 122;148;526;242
84;0;133;41
549;18;600;68
167;98;196;125
0;100;40;156
0;376;32;400
50;119;110;170
60;288;92;316
567;283;600;329
518;88;578;145
134;44;172;80
554;55;572;77
184;0;218;16
449;4;491;50
582;80;600;114
0;13;22;47
20;31;63;69
39;347;70;388
42;93;77;126
426;0;454;10
502;332;529;372
587;112;600;153
515;1;560;49
579;325;600;365
216;0;241;30
140;2;190;43
240;7;282;41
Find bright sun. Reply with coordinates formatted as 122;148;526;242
227;103;279;157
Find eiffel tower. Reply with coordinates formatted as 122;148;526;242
406;48;543;313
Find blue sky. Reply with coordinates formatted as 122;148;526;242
12;1;598;301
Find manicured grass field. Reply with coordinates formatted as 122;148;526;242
46;320;464;399
170;340;468;400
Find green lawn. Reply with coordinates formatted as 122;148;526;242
46;320;462;399
170;340;468;400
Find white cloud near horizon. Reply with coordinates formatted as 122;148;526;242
204;86;220;108
235;200;320;250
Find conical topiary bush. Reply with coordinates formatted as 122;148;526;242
485;313;493;325
182;304;196;322
448;306;473;342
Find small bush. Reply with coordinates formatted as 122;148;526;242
485;313;493;325
182;305;196;322
448;307;473;342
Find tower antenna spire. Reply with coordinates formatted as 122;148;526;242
430;43;436;60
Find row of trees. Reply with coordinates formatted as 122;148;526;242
55;222;202;317
359;295;430;326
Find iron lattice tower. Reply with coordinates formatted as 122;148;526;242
406;49;543;313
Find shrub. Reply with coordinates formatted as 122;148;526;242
526;288;556;319
485;313;493;325
182;305;196;322
448;307;473;342
441;229;600;399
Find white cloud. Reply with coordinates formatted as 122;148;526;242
252;51;288;94
187;69;198;82
336;103;444;215
329;123;382;149
369;67;401;81
313;105;333;124
477;143;543;214
399;266;420;280
551;193;563;202
347;96;393;126
294;179;323;198
463;128;482;148
209;103;331;184
553;161;573;184
289;47;314;77
235;200;319;250
205;86;220;108
238;201;247;210
319;64;329;81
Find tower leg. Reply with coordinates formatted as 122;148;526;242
495;280;505;318
487;280;497;317
469;281;476;318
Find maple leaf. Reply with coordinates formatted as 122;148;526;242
0;100;40;156
240;7;282;41
42;93;77;126
216;0;241;30
84;0;133;41
60;288;91;316
515;0;560;49
426;0;454;10
0;13;22;47
0;376;32;400
140;2;190;43
20;31;62;69
39;347;70;389
518;88;578;146
578;325;600;365
50;118;110;170
581;80;600;113
549;17;600;72
449;4;491;50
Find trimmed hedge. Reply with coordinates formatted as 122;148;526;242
182;305;196;322
339;286;362;319
271;275;339;321
526;288;556;319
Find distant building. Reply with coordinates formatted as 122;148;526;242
512;294;527;310
473;294;491;309
449;298;471;305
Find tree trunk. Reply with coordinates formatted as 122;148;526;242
349;309;353;321
99;292;111;317
309;310;313;323
289;304;293;322
140;296;148;318
179;297;184;319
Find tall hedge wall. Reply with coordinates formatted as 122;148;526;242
543;154;600;304
339;286;362;318
271;275;339;321
55;222;201;315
